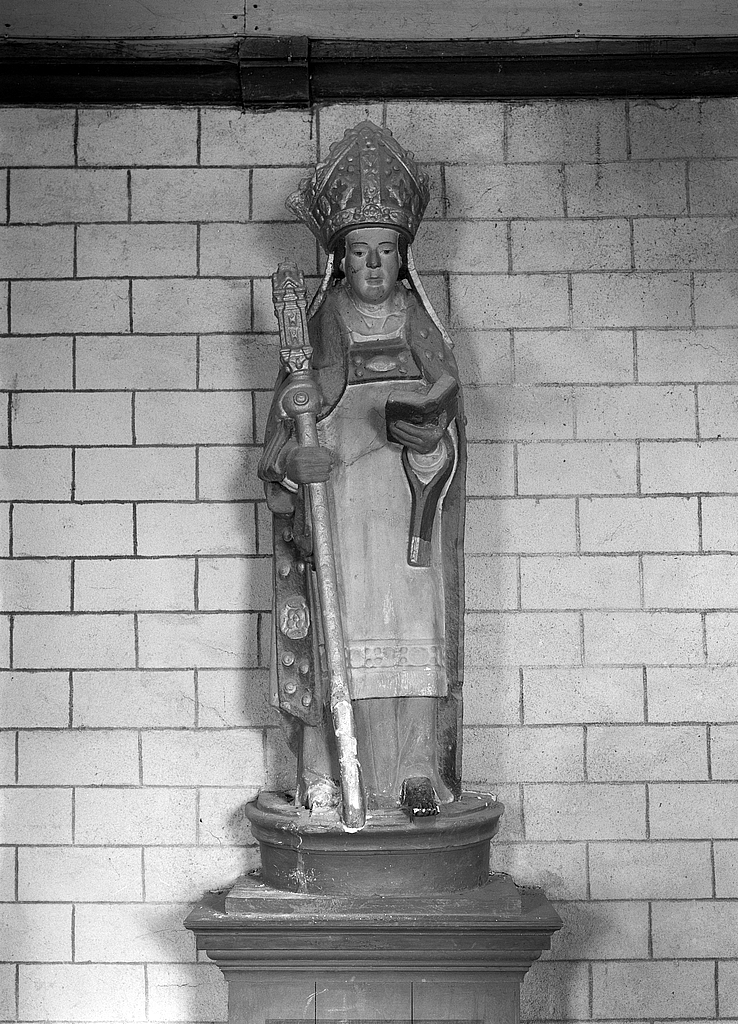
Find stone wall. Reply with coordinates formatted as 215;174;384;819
1;97;738;1020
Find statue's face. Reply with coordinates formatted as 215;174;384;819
342;227;400;305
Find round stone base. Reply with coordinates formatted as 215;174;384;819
244;791;504;895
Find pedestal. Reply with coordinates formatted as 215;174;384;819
246;791;504;895
185;873;561;1024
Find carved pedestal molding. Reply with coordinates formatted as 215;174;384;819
185;873;561;1024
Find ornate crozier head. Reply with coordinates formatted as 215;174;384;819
286;121;431;253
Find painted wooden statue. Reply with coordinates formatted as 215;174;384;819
258;122;466;832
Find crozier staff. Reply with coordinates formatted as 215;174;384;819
259;121;466;820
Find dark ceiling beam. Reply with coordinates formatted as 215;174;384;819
1;36;737;105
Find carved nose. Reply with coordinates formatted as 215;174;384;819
366;251;381;268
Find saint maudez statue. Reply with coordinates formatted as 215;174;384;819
248;122;501;892
189;125;557;988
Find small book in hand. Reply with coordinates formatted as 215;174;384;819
385;372;459;430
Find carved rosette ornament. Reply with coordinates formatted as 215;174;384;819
286;121;431;250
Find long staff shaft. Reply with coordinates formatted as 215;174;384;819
295;414;366;832
271;261;365;832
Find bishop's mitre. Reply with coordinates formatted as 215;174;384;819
286;120;431;253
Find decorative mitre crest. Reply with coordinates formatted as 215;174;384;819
286;121;430;252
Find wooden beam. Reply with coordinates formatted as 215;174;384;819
311;38;738;100
1;37;737;106
0;38;309;106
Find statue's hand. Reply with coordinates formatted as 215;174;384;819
284;445;334;484
388;419;444;455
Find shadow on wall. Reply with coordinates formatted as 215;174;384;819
224;283;302;797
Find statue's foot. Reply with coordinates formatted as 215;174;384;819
400;776;440;818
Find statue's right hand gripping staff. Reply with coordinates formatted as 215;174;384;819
271;261;367;833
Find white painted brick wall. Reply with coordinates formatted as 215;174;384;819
1;96;737;1022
